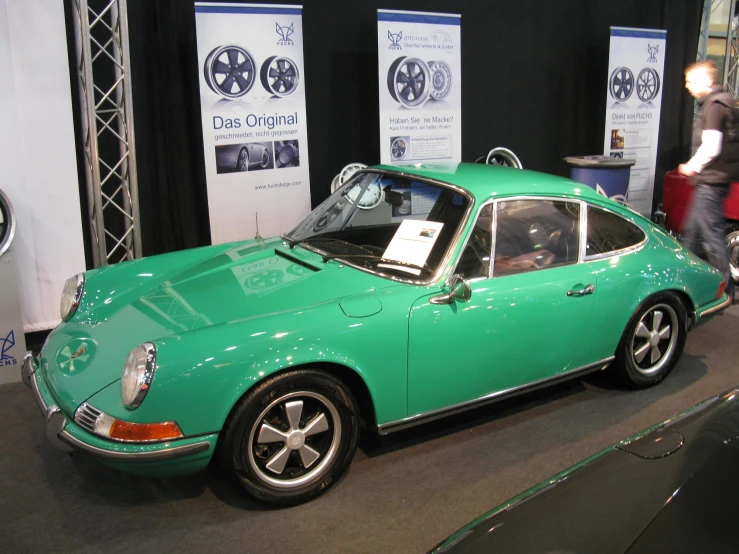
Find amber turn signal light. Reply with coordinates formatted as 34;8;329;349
717;280;727;299
109;420;184;442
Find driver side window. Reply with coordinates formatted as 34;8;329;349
493;199;580;277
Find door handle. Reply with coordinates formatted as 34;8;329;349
567;284;594;297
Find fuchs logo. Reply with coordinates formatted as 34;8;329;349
647;44;659;63
388;30;402;50
1;330;17;366
276;23;294;45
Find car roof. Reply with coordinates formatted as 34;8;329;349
372;162;608;204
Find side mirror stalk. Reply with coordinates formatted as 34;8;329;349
429;274;471;305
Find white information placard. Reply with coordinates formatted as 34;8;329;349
195;3;311;243
377;9;461;165
380;219;444;275
603;26;666;215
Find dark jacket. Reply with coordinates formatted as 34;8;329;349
695;86;739;185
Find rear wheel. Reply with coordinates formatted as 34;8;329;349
217;369;360;506
613;293;687;388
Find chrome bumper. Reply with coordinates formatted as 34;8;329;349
21;351;211;462
697;294;732;319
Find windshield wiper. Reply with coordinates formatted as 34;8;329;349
338;254;431;274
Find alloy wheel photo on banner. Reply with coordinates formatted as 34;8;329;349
377;9;461;165
194;2;310;243
603;27;666;216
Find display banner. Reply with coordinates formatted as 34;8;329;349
1;0;86;333
195;3;310;243
377;9;461;165
602;26;666;215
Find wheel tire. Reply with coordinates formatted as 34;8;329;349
260;148;270;169
613;293;687;388
216;369;360;506
725;223;739;283
236;148;249;172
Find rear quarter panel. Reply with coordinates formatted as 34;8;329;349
571;223;723;367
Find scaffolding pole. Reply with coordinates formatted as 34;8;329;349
72;0;141;267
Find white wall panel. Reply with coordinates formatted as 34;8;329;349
0;0;86;331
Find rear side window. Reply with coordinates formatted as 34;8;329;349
585;206;645;258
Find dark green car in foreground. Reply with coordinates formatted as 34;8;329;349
22;163;730;505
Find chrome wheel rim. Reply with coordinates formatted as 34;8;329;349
630;303;679;376
428;60;452;100
261;149;269;168
727;231;739;282
610;67;634;101
637;68;660;102
247;391;341;488
206;46;256;99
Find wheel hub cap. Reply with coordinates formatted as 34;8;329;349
248;392;342;488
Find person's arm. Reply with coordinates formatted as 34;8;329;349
681;130;723;174
679;102;727;176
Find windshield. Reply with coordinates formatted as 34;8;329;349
285;171;471;281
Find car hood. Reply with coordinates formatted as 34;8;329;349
40;238;397;415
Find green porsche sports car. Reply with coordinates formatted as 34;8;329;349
22;163;730;505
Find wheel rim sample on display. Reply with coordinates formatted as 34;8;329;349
330;173;341;193
204;45;257;99
0;189;17;258
338;163;367;185
609;67;634;101
428;60;452;100
387;56;431;108
486;147;523;169
260;56;300;97
636;68;660;102
391;137;407;160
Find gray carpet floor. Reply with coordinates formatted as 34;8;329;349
2;305;738;553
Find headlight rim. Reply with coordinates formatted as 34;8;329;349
60;273;85;321
121;342;157;409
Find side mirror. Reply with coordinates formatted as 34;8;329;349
430;274;471;305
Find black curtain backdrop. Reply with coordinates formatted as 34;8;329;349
114;0;703;257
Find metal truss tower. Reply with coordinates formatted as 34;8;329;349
72;0;141;267
723;0;739;96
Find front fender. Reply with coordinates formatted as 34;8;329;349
87;288;417;436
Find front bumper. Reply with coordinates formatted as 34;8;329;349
21;351;212;463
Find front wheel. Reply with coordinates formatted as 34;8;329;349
613;293;687;388
216;370;360;506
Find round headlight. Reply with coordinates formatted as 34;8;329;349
60;273;85;321
121;342;156;409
